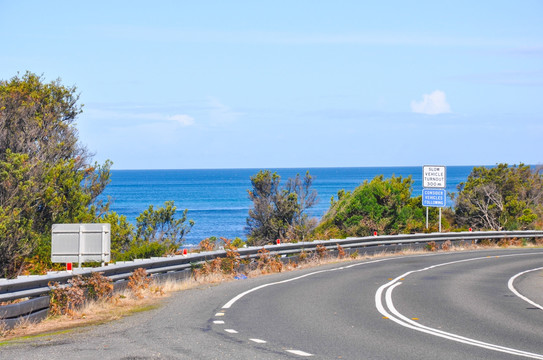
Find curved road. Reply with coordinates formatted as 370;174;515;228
2;248;542;359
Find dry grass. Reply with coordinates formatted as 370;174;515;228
2;239;541;342
0;285;168;342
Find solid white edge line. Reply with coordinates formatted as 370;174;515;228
384;283;543;359
286;349;313;356
375;253;543;359
508;267;543;311
222;257;393;309
223;250;508;310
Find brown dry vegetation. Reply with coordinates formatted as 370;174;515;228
1;240;542;341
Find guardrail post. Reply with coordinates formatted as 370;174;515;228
78;225;83;268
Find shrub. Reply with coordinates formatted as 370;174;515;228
199;237;218;252
441;240;452;251
221;239;241;275
256;248;283;274
454;164;543;231
48;272;114;316
231;237;246;248
49;277;86;316
246;170;318;246
100;212;134;261
128;268;151;298
498;238;510;248
315;244;327;259
337;244;346;258
86;272;113;300
116;241;170;261
479;239;494;247
426;241;437;252
315;175;429;238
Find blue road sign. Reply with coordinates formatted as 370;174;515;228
422;189;446;207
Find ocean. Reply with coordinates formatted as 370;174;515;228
100;166;475;245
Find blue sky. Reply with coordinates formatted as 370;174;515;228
1;1;542;169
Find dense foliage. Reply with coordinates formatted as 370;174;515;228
117;201;194;261
246;170;317;246
99;202;194;262
0;73;195;277
0;72;111;277
3;73;540;279
454;164;543;230
314;175;434;238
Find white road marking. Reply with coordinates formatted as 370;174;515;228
222;257;395;309
286;349;313;356
219;250;543;358
224;329;238;334
375;252;543;359
222;250;488;310
249;338;267;344
213;320;225;324
508;267;543;311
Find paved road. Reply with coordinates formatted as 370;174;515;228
2;248;542;359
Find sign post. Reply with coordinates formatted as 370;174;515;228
422;166;446;232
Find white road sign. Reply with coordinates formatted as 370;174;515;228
423;165;446;188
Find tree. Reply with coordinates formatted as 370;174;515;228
135;201;194;244
246;170;318;246
0;72;111;277
114;201;194;261
100;211;134;261
314;175;426;238
454;164;543;230
284;172;318;241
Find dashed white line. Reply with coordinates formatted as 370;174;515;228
215;312;225;317
286;349;313;357
213;320;225;324
224;329;238;334
249;338;267;344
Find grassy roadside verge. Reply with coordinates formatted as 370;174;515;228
1;240;542;343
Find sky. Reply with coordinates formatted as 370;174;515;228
1;1;542;169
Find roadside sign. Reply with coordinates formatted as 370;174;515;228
51;223;110;265
423;165;446;188
422;189;446;207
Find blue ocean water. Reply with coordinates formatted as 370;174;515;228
101;166;475;245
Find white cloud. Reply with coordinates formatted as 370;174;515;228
168;114;195;126
411;90;451;115
207;97;242;125
85;106;196;126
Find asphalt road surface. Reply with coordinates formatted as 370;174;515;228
2;248;542;359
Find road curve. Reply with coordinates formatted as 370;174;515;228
2;248;542;359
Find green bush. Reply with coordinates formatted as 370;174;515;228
315;175;431;238
115;241;171;261
454;164;543;230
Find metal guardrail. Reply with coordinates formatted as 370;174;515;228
1;230;542;329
